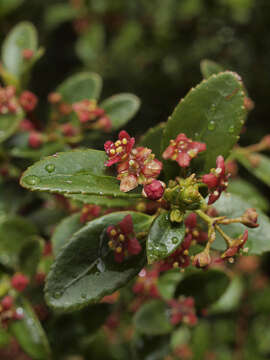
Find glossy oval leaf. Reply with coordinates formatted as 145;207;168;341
56;72;102;103
147;212;185;264
0;110;24;143
20;149;142;198
228;178;269;211
235;151;270;187
139;122;165;160
212;192;270;254
100;93;140;130
175;269;230;308
2;22;38;78
200;59;224;79
134;299;173;335
45;211;153;311
66;193;138;207
19;238;43;277
51;213;82;256
11;141;67;160
162;72;246;177
157;270;184;300
10;298;51;360
44;4;80;30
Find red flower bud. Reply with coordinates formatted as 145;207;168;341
22;49;34;60
28;131;43;148
143;180;165;200
19;91;38;112
1;295;13;310
193;250;211;268
241;208;259;228
11;273;29;292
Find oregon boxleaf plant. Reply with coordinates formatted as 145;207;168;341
2;18;270;360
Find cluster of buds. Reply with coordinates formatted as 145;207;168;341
80;204;101;223
0;85;19;114
168;296;197;326
19;91;38;112
0;295;23;328
105;131;164;199
162;133;206;167
11;273;29;292
202;155;229;205
106;214;142;263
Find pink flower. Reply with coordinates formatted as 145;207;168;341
1;296;13;310
104;130;135;167
11;273;29;292
168;297;197;326
107;214;141;263
202;155;229;205
19;91;38;112
72;99;105;123
162;133;206;167
143;180;165;200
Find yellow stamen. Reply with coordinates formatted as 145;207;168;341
110;229;117;236
116;146;123;153
119;234;125;242
110;149;116;155
116;246;122;253
122;138;128;144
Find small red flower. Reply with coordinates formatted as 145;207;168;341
28;131;43;148
80;204;101;223
1;296;13;310
202;155;229;205
184;213;208;244
61;123;78;137
22;49;34;60
168;297;197;326
162;133;206;167
11;273;29;292
20;118;35;131
221;230;248;259
72;99;105;123
143;180;165;200
19;91;38;112
107;214;141;263
104;130;135;167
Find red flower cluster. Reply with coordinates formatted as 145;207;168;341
72;99;112;132
19;91;38;112
107;214;141;263
11;273;29;292
184;212;208;244
159;235;192;271
0;85;18;114
0;295;23;328
202;155;229;205
80;204;101;223
221;230;248;259
168;296;197;326
105;131;163;196
162;133;206;167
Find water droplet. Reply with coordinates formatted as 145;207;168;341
53;291;62;299
172;237;178;244
208;121;215;131
229;125;235;134
23;175;40;186
45;163;55;173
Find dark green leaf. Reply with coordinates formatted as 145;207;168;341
134;299;173;335
19;238;43;277
66;193;138;208
235;151;270;187
157;270;184;300
147;212;185;264
56;72;102;103
0;216;37;269
51;213;82;256
175;269;230;308
228;178;269;211
45;211;153;311
44;4;81;30
200;59;224;79
0;110;24;143
212;192;270;254
139;122;165;160
11;141;67;160
2;22;38;78
170;327;191;349
0;0;24;17
10;298;51;360
162;72;246;177
100;93;140;130
20;149;142;198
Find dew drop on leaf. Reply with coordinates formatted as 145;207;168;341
53;291;62;299
208;120;215;131
24;175;40;186
45;163;55;173
229;125;235;134
172;237;178;244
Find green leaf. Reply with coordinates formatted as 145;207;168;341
209;276;244;314
134;299;173;335
20;149;142;198
200;59;224;79
0;0;24;17
10;298;51;360
44;4;81;30
212;193;270;254
0;216;38;269
228;178;269;211
2;22;38;78
170;327;191;350
100;93;140;130
51;213;82;256
157;270;184;300
175;269;230;308
235;151;270;187
66;193;138;208
0;110;24;143
139;122;165;160
45;211;153;311
11;141;67;160
56;72;102;103
19;238;43;277
147;212;185;264
162;72;246;177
